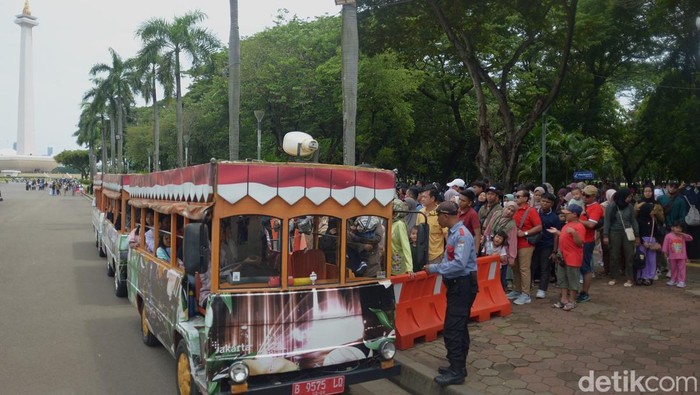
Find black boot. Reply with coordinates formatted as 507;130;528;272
434;367;466;386
438;365;467;375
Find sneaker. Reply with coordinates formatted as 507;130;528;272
665;271;672;279
536;290;546;299
506;291;521;300
653;273;659;281
513;294;531;305
666;280;676;286
354;262;368;277
576;293;590;303
676;282;686;288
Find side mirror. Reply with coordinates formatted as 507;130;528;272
184;223;210;275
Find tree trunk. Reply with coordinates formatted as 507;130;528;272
152;83;160;171
88;144;96;183
229;0;241;161
116;99;124;172
101;117;108;175
175;53;184;168
341;3;358;166
109;115;115;173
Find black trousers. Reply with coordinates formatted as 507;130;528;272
442;273;478;371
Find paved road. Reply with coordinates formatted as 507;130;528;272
0;182;174;394
0;182;408;395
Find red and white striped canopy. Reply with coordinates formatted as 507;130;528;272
125;164;214;202
217;163;395;207
123;163;395;207
103;174;126;192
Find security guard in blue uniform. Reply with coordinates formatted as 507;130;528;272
424;201;478;385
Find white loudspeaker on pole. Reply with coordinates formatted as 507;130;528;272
282;132;319;157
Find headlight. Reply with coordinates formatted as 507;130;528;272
379;341;396;360
229;361;249;383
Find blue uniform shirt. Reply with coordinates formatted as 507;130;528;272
427;221;477;278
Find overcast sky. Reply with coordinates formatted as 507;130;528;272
0;1;340;155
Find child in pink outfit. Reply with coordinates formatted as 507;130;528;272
662;222;693;288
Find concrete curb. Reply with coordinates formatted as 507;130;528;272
392;352;484;395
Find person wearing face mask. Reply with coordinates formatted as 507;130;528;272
603;188;640;287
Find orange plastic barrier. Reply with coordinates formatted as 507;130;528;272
470;254;512;322
391;271;446;350
391;254;512;350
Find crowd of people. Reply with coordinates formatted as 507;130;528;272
391;178;698;309
24;178;83;196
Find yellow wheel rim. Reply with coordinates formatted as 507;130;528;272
177;353;192;395
141;308;149;337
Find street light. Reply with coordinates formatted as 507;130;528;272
184;135;191;167
254;110;265;161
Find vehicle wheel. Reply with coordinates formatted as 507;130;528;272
141;306;160;347
114;271;127;297
107;260;115;277
176;341;201;395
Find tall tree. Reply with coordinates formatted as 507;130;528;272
137;10;221;167
89;48;134;172
229;0;241;160
425;0;578;185
360;0;578;185
82;79;111;173
132;43;174;171
74;104;101;182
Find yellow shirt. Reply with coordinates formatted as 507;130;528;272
416;206;447;261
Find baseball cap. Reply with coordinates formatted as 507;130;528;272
583;185;598;196
562;205;583;216
486;186;502;195
435;201;458;215
446;178;465;188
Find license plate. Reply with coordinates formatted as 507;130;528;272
292;375;345;395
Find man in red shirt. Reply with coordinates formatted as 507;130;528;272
508;188;543;305
457;189;482;253
547;205;586;311
577;185;604;303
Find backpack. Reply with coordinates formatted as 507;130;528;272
683;196;700;226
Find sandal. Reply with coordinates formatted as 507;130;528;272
552;301;566;309
624;281;634;287
608;280;616;286
563;302;575;311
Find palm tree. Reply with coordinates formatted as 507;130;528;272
89;48;135;172
137;10;220;167
339;1;358;166
229;0;241;160
74;104;101;182
132;44;174;171
82;79;111;173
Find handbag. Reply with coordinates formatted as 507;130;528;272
644;220;662;251
519;207;542;245
683;196;700;226
617;207;636;242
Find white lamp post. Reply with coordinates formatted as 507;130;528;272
184;135;191;167
254;110;265;160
